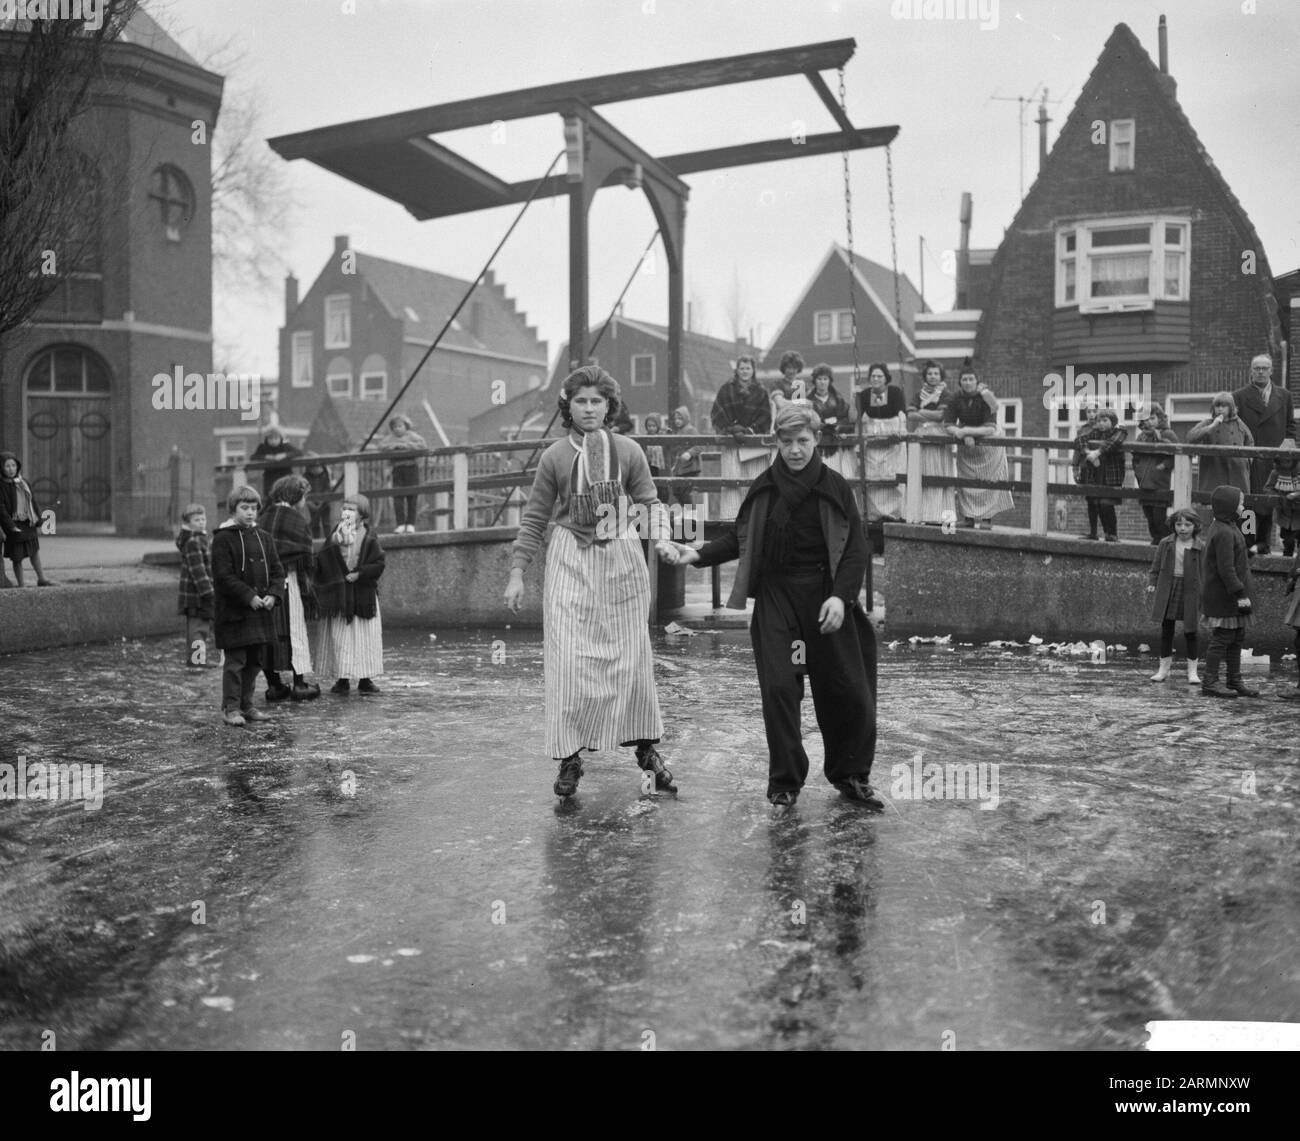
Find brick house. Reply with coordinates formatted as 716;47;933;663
274;237;548;455
469;315;750;442
971;22;1283;537
760;243;926;393
0;8;225;534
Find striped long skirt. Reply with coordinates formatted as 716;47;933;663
862;413;905;520
915;425;956;524
315;600;384;680
543;527;662;759
954;442;1014;522
286;572;313;674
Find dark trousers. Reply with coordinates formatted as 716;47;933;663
1204;626;1246;683
1282;527;1299;556
1158;620;1197;659
1142;503;1169;542
185;616;213;666
750;569;877;796
393;464;419;528
308;502;330;540
1086;498;1117;538
222;644;263;712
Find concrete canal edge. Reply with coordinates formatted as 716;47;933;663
880;523;1296;652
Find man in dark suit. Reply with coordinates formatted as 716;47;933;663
1233;354;1296;554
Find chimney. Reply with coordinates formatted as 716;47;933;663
956;192;972;310
285;273;298;320
1156;15;1177;96
1036;91;1052;174
334;234;350;258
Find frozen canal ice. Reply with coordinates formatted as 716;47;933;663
0;628;1297;1050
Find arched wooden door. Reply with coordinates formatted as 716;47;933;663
23;346;113;524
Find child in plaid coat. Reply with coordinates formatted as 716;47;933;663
176;503;215;667
1073;410;1128;542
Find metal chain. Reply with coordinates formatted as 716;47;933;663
886;142;905;374
838;65;861;389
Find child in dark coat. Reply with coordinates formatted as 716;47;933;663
664;404;878;809
0;452;52;586
1145;507;1203;685
1263;438;1300;557
314;495;386;694
258;475;320;702
1073;410;1128;542
212;486;285;726
176;503;215;667
1200;485;1256;699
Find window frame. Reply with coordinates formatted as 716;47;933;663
1108;119;1136;172
291;331;313;388
1054;216;1190;311
324;294;352;350
630;353;655;387
359;370;387;402
220;437;248;466
813;308;854;345
325;357;352;399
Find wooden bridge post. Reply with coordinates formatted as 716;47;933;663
1171;454;1193;512
1029;446;1049;535
903;440;924;523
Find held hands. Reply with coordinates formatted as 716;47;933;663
656;541;699;566
345;572;360;583
1237;597;1253;613
818;596;845;634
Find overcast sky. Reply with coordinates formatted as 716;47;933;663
156;0;1300;379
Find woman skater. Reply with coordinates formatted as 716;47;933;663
315;495;386;694
0;453;52;586
504;365;676;801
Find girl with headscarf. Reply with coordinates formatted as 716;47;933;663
504;365;676;801
314;494;386;693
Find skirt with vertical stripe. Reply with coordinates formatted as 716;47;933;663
314;599;384;680
953;441;1014;522
915;424;956;524
543;526;662;759
286;572;313;675
863;412;906;520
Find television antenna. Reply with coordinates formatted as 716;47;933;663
989;83;1066;200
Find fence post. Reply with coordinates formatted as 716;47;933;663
343;461;359;500
720;445;742;519
1171;453;1193;512
452;451;469;530
232;466;248;490
903;440;924;522
1029;446;1049;535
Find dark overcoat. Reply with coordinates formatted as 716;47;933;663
1148;534;1204;625
212;521;286;649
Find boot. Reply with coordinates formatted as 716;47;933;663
635;742;677;793
1150;656;1172;681
1201;651;1236;698
554;753;584;798
1186;658;1200;685
1226;644;1259;697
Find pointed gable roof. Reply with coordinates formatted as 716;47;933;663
975;22;1278;360
118;6;203;68
353;253;546;363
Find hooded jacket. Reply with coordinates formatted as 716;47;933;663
0;452;42;539
1200;486;1253;618
211;517;286;649
692;457;870;610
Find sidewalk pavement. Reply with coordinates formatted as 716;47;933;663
2;536;175;589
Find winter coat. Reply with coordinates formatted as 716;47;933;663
1232;382;1297;491
373;429;428;476
1263;460;1300;530
211;520;286;649
1148;534;1204;626
1200;492;1252;619
693;459;869;610
0;452;42;544
248;440;303;497
1133;427;1179;504
1186;416;1252;494
710;378;772;436
1073;426;1128;503
315;528;385;622
176;528;214;618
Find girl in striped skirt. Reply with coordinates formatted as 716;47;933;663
315;495;386;693
505;365;677;800
258;475;322;701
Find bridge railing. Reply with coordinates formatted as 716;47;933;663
217;432;1296;537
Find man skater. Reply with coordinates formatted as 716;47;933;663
664;404;879;808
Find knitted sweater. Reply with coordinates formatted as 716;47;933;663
511;432;667;572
